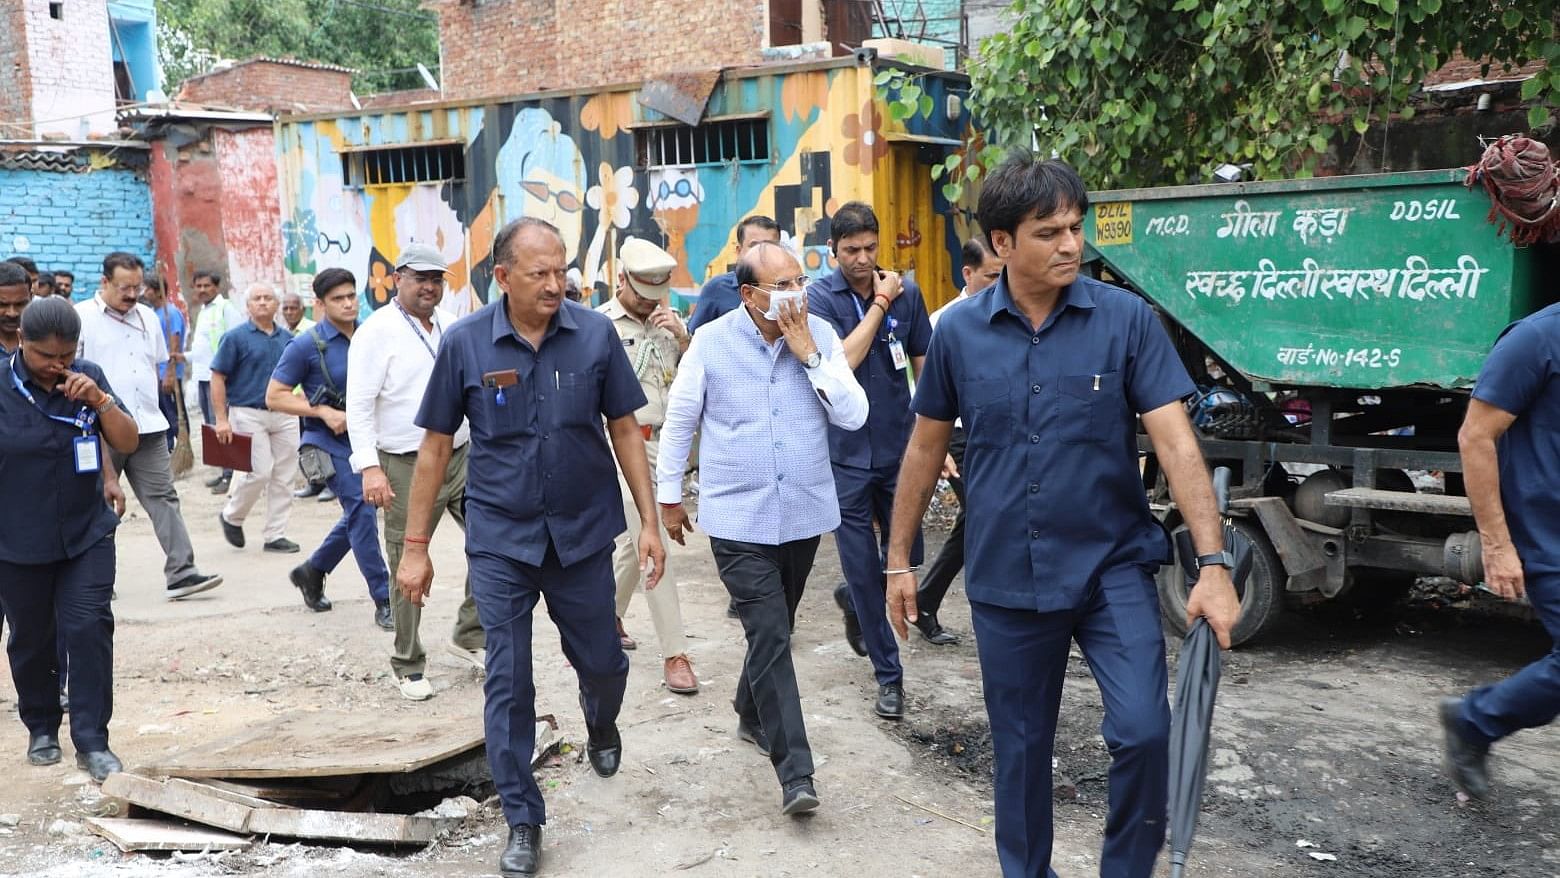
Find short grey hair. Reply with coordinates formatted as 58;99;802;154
493;217;564;269
239;281;278;307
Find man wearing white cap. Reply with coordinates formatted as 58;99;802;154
347;243;484;701
598;236;699;695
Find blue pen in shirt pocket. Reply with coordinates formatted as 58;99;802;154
483;369;519;406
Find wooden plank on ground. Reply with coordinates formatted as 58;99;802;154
200;777;356;806
85;816;252;852
245;807;456;844
140;710;486;779
167;778;290;810
101;772;254;833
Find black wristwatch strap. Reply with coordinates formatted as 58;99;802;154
1195;552;1233;570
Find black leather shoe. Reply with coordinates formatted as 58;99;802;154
294;481;324;499
219;513;244;548
289;563;332;612
373;601;394;631
914;613;961;645
26;734;61;766
209;476;231;495
781;776;820;815
875;683;905;720
317;486;337;503
1440;697;1491;799
75;749;122;782
579;693;621;778
204;473;227;488
499;823;542;876
834;584;867;657
264;538;301;554
737;717;771;756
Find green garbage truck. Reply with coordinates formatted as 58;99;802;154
1083;168;1559;646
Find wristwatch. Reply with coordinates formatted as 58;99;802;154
802;350;822;369
1195;551;1234;571
94;393;117;413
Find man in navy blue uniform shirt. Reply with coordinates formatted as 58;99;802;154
687;215;780;334
265;268;391;623
885;156;1239;878
805;200;932;720
1441;302;1560;801
397;217;666;877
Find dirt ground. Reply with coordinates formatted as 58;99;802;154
1;467;1557;877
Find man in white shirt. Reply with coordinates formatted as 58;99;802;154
658;241;866;816
75;253;222;600
347;244;483;701
914;236;1005;645
188;269;241;493
598;237;698;695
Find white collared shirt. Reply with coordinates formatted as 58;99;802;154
655;306;867;545
346;301;469;472
75;295;168;433
929;286;972;330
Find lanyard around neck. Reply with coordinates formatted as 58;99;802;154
9;355;96;435
394;300;437;359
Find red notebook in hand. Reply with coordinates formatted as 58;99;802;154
201;424;254;472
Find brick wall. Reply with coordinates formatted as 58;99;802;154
0;3;31;133
1422;51;1546;87
24;0;118;139
430;0;767;101
0;159;155;301
176;59;355;114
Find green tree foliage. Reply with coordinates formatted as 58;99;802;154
157;0;440;95
918;0;1558;192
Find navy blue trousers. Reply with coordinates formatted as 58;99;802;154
0;536;116;753
832;462;922;685
971;565;1170;878
1461;572;1560;745
468;541;627;828
306;451;390;604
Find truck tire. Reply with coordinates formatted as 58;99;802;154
1157;518;1285;647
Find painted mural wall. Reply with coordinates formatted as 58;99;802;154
275;60;977;318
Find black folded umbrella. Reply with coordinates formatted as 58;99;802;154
1167;467;1248;877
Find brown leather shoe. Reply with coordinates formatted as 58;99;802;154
663;654;698;694
616;616;636;651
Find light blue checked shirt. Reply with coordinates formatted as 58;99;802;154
656;305;867;545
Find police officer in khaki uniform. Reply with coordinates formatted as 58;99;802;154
598;237;698;694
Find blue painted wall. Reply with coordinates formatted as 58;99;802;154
108;0;162;101
0;161;155;301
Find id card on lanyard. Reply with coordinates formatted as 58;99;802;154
852;295;907;372
9;354;101;473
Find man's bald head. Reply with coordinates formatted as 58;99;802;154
734;241;801;290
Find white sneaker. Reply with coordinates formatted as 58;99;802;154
397;673;433;701
446;643;487;674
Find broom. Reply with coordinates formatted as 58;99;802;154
171;384;195;477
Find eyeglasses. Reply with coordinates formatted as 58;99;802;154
400;271;446;288
749;275;811;293
521;181;583;213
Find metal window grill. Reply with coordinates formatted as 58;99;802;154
635;119;770;169
341;143;466;187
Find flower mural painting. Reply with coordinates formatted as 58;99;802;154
842;101;888;174
780;71;829;124
393;187;481;315
367;256;396;307
583;163;640;289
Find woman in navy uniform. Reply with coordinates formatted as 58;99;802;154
0;297;139;781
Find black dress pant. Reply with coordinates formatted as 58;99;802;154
0;535;116;752
917;426;967;618
711;536;820;785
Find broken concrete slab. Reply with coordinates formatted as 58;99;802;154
85;816;252;853
140;710;487;779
